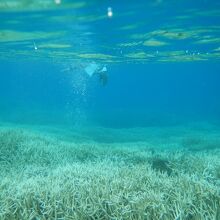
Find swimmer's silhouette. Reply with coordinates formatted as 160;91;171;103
98;71;108;86
85;63;108;86
62;62;108;86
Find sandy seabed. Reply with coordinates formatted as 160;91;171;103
0;122;220;220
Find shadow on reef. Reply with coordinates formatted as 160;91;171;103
150;158;172;176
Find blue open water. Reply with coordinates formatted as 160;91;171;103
0;0;220;132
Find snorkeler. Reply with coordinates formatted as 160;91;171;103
84;62;108;86
62;62;108;86
97;67;108;86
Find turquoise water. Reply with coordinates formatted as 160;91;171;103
0;0;220;130
0;1;220;219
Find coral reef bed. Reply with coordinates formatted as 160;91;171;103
0;124;220;220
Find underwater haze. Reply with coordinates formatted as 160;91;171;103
0;0;220;219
